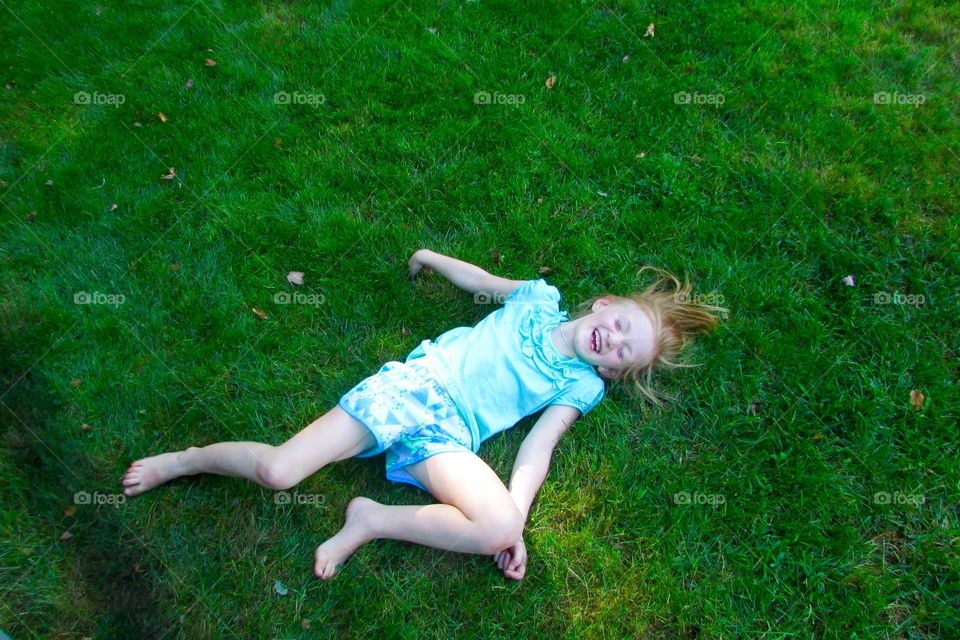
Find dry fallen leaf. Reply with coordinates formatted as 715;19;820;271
491;247;502;266
205;58;217;67
80;423;93;432
401;326;410;336
536;197;543;203
287;271;304;285
252;307;268;320
169;263;180;271
26;211;37;221
539;266;553;275
60;531;74;542
274;137;282;148
910;389;925;411
812;433;824;440
545;74;556;89
161;167;176;180
64;505;77;517
645;23;655;37
69;379;82;387
158;111;168;123
301;619;311;630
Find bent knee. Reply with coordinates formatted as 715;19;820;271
254;453;301;491
476;508;525;554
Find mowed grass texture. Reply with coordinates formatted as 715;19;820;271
1;0;958;637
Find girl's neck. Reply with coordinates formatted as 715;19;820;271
552;320;577;358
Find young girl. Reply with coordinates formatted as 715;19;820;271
121;249;723;580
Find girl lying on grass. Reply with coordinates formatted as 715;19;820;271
121;249;724;580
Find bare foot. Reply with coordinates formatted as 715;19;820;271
314;496;379;579
121;449;194;497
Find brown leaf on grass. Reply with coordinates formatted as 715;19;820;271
252;307;268;320
491;247;502;266
910;389;925;411
60;531;74;542
538;266;553;275
26;211;37;221
80;423;93;432
286;271;304;285
274;137;282;148
401;326;410;336
169;263;180;272
812;433;824;440
64;505;77;517
644;23;655;37
69;379;82;387
184;78;194;89
545;75;556;89
301;619;311;630
204;58;217;67
157;111;168;123
160;167;176;180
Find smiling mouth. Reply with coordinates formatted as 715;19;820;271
591;329;600;353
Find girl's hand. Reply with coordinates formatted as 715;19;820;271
493;537;527;580
408;249;433;279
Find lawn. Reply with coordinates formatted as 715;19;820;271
1;0;958;637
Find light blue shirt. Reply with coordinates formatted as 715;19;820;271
406;279;605;452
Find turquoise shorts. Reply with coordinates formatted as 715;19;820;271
338;359;473;493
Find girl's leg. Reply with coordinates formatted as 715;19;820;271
313;451;524;578
121;406;376;496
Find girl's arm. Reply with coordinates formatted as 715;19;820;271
508;404;581;521
409;249;524;299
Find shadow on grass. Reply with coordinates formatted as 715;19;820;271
1;333;178;638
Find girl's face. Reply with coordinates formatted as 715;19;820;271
568;297;656;378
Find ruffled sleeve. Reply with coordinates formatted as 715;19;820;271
505;279;560;307
551;374;605;415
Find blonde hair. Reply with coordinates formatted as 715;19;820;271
572;266;727;405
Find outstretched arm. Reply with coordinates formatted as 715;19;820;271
409;249;524;299
495;404;581;579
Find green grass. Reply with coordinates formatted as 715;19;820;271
1;0;958;637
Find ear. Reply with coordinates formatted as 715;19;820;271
591;296;615;313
